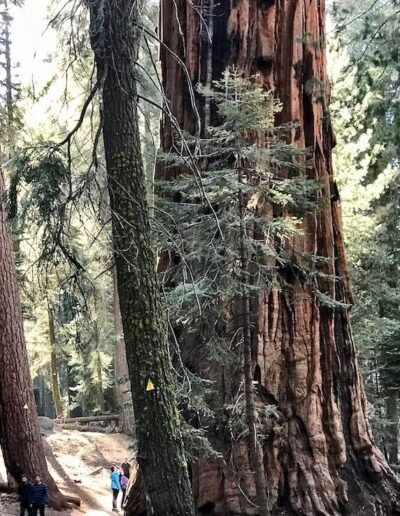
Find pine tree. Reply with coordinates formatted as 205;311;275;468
87;1;195;513
331;0;400;465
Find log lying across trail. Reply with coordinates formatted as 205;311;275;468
54;414;119;424
61;424;111;433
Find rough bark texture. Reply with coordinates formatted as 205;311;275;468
124;467;147;515
88;1;195;514
0;170;66;509
160;1;400;514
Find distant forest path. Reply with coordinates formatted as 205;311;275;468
0;429;133;515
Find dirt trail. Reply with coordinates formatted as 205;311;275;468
0;429;133;515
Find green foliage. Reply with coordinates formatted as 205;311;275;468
156;69;326;454
10;150;69;220
331;0;400;181
330;0;400;455
2;0;161;423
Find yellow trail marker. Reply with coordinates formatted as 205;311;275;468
146;378;155;392
23;404;28;410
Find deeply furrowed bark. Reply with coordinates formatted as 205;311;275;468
159;1;400;514
0;170;66;509
87;1;195;514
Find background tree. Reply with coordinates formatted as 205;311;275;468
0;0;66;507
330;0;400;466
0;167;66;508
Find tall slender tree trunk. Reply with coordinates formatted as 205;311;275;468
386;389;399;466
239;163;269;516
87;1;195;514
93;295;105;412
0;170;66;509
160;1;400;514
2;0;14;149
94;348;105;413
113;268;134;435
48;307;63;418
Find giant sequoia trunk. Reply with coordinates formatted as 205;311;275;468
87;1;195;514
160;1;400;514
0;170;66;509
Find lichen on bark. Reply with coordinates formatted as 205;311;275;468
87;1;195;514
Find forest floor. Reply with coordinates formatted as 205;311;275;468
0;428;133;515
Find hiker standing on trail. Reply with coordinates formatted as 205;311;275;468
110;466;121;511
120;473;129;509
18;474;32;516
30;475;48;516
120;458;131;479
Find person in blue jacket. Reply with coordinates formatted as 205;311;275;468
30;475;48;516
110;466;121;511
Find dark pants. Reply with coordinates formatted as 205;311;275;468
112;488;119;509
20;504;32;516
121;487;126;508
32;505;45;516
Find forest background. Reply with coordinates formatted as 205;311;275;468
0;0;399;513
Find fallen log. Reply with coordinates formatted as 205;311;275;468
55;415;119;424
61;424;111;433
89;466;103;476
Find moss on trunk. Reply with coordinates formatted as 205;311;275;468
87;1;195;514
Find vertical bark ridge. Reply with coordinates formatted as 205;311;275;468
113;268;134;435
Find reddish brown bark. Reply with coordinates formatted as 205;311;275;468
0;170;66;509
160;1;400;514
